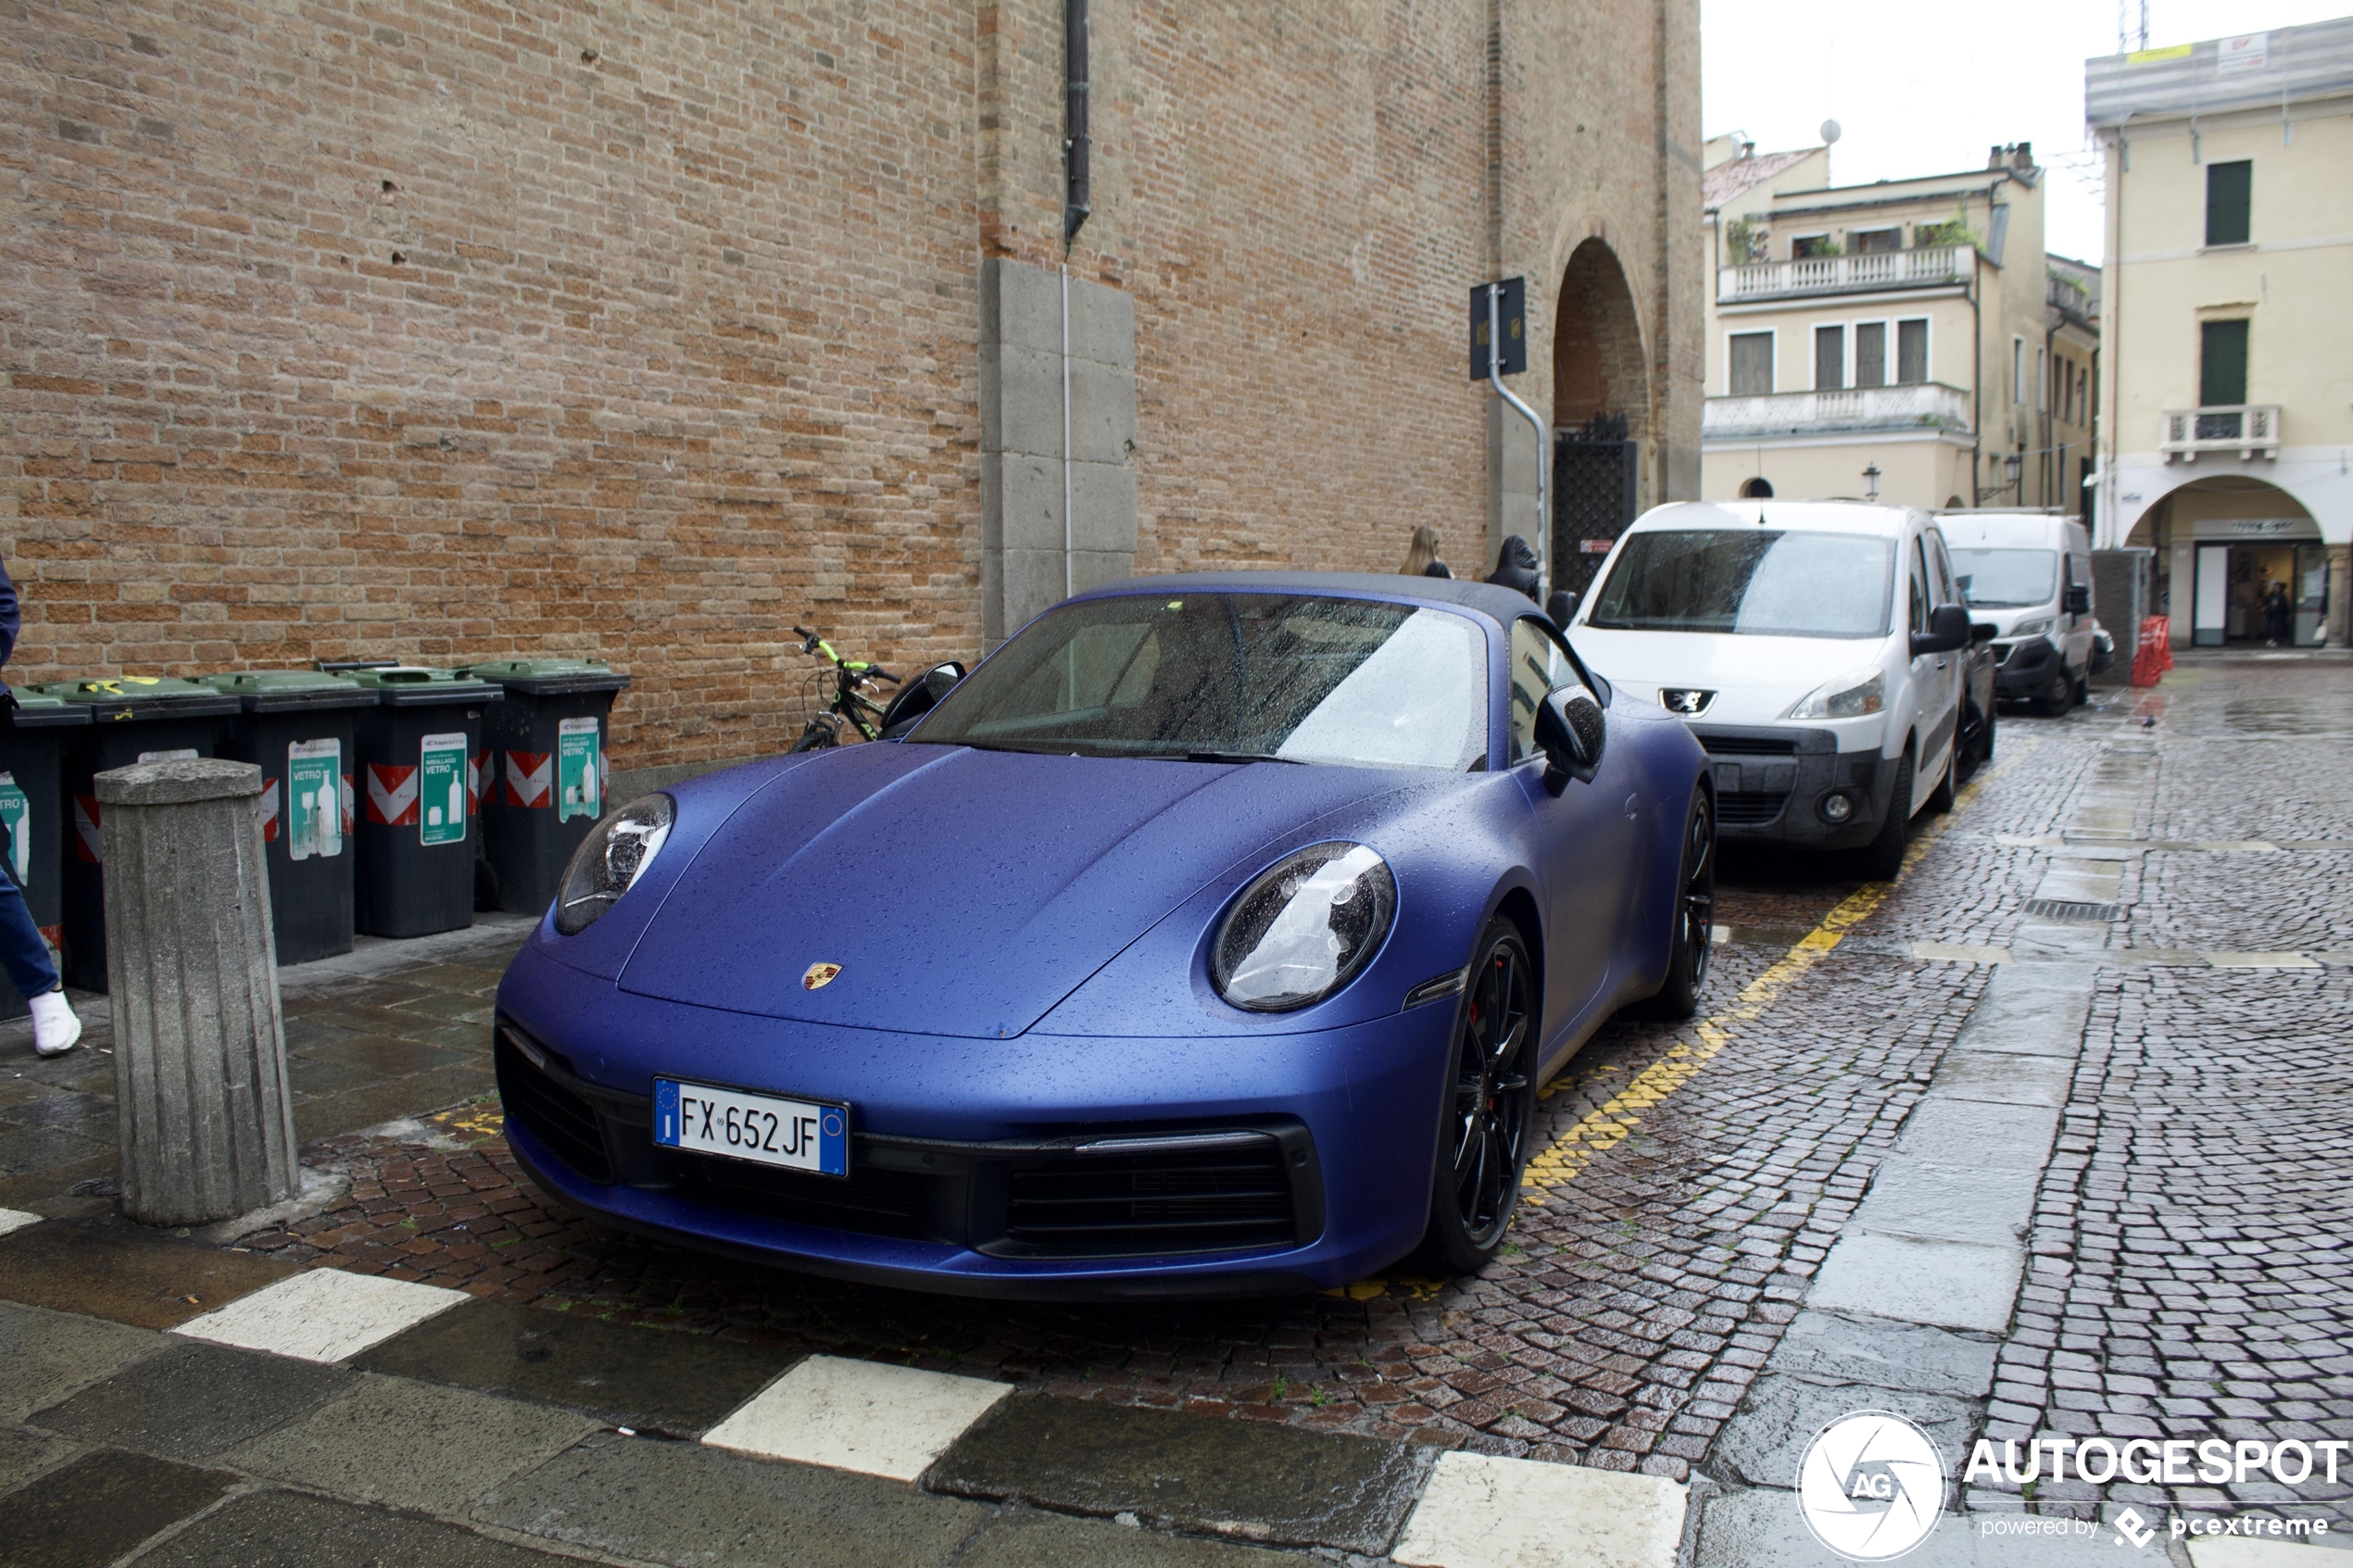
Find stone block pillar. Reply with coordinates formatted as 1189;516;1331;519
979;256;1138;651
97;758;296;1226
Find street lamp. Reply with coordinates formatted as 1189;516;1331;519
1861;463;1881;501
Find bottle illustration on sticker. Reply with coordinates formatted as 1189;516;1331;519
419;734;469;847
0;771;27;885
558;717;601;823
285;739;343;861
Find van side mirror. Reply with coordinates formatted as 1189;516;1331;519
1912;604;1971;658
2064;584;2091;615
1970;621;1998;646
878;661;966;738
1534;686;1606;792
1546;589;1579;630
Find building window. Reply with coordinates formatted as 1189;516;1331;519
1792;234;1837;259
2200;319;2249;407
1815;325;1846;390
2012;337;2026;405
1854;321;1887;389
1852;228;1901;254
1728;332;1774;395
1896;319;1929;384
2205;160;2252;246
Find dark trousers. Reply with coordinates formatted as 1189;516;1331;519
0;825;59;1000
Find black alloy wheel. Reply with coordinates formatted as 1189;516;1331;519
1420;921;1537;1274
1642;792;1715;1019
2035;664;2072;717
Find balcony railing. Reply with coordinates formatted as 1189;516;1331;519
1703;382;1972;438
2160;405;2281;461
1719;245;1975;302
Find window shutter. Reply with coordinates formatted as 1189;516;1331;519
2205;161;2252;246
1729;332;1773;396
1814;325;1845;391
2199;320;2249;407
1855;323;1886;389
1896;320;1928;384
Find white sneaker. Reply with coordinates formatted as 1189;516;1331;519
30;990;81;1058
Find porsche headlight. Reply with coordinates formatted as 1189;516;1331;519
2011;617;2055;639
554;794;673;935
1786;668;1885;721
1211;844;1396;1011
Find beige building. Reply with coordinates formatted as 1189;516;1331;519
2088;17;2353;646
1699;139;2095;515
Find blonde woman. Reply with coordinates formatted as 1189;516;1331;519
1400;526;1453;579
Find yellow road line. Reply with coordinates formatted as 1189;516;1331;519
1519;737;2039;1201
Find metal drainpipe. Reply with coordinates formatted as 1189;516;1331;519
1062;0;1090;601
1969;188;1984;502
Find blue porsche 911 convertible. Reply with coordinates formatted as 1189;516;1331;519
493;572;1714;1297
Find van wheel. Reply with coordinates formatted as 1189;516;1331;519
2034;666;2072;717
1856;751;1912;883
1925;742;1957;815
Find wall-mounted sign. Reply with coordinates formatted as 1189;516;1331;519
2229;518;2297;535
2217;33;2268;74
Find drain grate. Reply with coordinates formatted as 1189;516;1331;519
2022;898;2119;923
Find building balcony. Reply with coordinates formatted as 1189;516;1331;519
1718;245;1975;304
1703;383;1973;440
2160;406;2281;462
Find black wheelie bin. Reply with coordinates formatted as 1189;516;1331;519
346;667;501;939
457;659;630;915
206;671;376;966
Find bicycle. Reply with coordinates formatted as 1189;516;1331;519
786;626;900;751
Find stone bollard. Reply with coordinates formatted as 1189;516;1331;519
96;758;297;1225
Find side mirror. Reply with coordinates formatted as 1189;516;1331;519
2064;584;2091;615
1546;589;1579;630
1969;621;1998;646
1912;604;1971;658
878;661;966;738
1534;686;1606;791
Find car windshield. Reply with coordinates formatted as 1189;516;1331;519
911;593;1489;770
1948;547;2057;608
1586;529;1895;639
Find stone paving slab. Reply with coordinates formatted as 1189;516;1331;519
0;1448;237;1568
1807;1232;2023;1334
221;1372;600;1515
352;1294;796;1436
1765;1311;1997;1399
472;1429;995;1568
0;1219;301;1329
1695;1486;2132;1565
132;1488;580;1568
1711;1374;1977;1491
31;1339;356;1463
927;1389;1434;1554
952;1507;1304;1566
1391;1448;1687;1568
0;1300;164;1424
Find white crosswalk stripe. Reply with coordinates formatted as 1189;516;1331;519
700;1354;1012;1481
172;1267;469;1363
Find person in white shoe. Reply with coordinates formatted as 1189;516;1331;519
0;558;80;1057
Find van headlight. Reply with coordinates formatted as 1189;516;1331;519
1211;844;1396;1011
1786;669;1886;720
2011;617;2055;639
554;794;673;935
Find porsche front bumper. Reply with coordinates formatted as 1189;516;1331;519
493;942;1455;1298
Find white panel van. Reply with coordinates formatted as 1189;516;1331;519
1933;509;2096;715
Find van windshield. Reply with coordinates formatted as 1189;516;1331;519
1587;530;1894;640
1948;548;2057;608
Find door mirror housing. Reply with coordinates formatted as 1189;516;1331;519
1545;589;1579;631
878;661;966;738
1970;621;1998;646
1911;604;1971;658
2063;584;2091;615
1534;686;1606;792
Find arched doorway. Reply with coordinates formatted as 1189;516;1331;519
2128;476;2331;646
1551;239;1651;596
1739;477;1773;499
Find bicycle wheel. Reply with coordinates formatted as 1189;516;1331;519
788;715;840;753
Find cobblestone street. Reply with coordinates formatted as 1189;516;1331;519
2;651;2349;1566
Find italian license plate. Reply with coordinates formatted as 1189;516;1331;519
653;1079;849;1177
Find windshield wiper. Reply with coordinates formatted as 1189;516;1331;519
1172;749;1307;766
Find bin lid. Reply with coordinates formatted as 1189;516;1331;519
457;659;631;696
3;687;93;729
342;666;504;707
24;676;241;723
200;670;377;713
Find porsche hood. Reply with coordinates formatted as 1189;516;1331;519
618;743;1410;1039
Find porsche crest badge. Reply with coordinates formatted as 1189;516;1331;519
802;962;843;991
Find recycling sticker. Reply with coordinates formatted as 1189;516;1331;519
0;771;28;885
285;739;344;861
420;733;469;847
558;717;602;823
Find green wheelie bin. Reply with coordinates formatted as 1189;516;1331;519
0;688;92;1019
25;676;240;992
205;671;376;966
457;659;630;916
346;668;502;938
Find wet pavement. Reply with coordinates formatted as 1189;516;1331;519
0;650;2349;1565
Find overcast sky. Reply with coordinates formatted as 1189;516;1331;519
1700;0;2348;262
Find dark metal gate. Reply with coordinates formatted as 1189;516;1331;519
1551;414;1637;599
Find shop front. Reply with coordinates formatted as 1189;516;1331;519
2187;519;2331;646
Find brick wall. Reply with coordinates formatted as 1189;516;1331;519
3;0;1698;771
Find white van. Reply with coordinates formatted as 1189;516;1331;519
1932;508;2096;715
1564;500;1980;880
